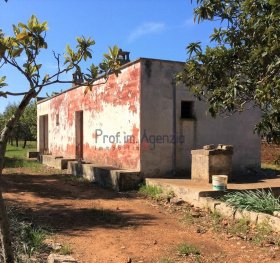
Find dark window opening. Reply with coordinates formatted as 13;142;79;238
181;101;194;119
56;114;59;126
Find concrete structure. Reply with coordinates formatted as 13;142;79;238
191;144;233;183
37;58;261;180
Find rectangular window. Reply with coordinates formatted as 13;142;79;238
181;101;194;119
56;114;59;126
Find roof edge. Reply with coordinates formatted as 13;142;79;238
37;57;185;105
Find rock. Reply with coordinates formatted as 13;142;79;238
191;212;201;218
52;243;62;251
47;253;78;263
203;144;215;150
126;257;132;263
170;197;184;205
273;211;280;218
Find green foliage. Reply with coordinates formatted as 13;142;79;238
228;218;250;235
139;184;163;199
5;141;42;171
176;243;200;257
7;206;49;261
59;244;72;255
0;14;120;100
222;189;280;214
0;101;37;144
178;0;280;142
252;220;273;245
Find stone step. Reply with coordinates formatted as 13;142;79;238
40;154;75;170
68;161;142;191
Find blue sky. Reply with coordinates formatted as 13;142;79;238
0;0;217;113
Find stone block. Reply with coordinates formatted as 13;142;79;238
191;145;233;183
215;202;235;219
94;168;143;191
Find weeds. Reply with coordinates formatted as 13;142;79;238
59;244;72;255
139;184;163;200
7;206;50;262
221;189;280;215
177;243;200;257
252;221;273;245
210;210;222;232
228;218;250;235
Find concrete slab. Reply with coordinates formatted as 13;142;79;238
68;161;143;191
41;155;75;170
146;176;280;201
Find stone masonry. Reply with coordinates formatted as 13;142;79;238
191;144;233;183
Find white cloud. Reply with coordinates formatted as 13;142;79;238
128;22;166;43
183;17;196;27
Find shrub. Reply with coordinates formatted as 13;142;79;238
221;189;280;215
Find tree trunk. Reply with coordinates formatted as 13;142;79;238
0;90;36;263
0;141;13;263
23;139;27;149
15;138;18;148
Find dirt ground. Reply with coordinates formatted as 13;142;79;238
2;166;280;263
261;142;280;164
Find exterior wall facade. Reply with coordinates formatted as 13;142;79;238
37;62;141;170
37;58;261;178
139;59;261;177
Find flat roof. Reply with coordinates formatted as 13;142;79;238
37;57;185;104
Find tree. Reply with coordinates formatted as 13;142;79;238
0;102;37;148
0;15;120;262
178;0;280;142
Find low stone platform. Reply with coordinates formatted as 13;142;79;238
68;161;142;191
40;154;75;170
146;177;280;202
146;177;280;232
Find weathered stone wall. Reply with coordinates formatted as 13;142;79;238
37;62;141;170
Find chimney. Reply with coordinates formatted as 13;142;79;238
72;71;84;87
117;49;130;65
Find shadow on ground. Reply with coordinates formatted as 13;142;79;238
2;171;125;200
3;169;156;236
6;199;155;236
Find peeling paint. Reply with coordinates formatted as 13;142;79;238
37;62;141;170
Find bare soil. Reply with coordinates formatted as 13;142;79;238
2;166;280;263
261;142;280;164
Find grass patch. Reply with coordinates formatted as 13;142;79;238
4;157;42;170
59;244;72;255
177;243;200;257
252;221;273;245
5;141;37;159
139;184;163;199
4;141;42;171
210;210;222;232
182;210;195;224
228;218;250;235
221;189;280;215
7;206;50;261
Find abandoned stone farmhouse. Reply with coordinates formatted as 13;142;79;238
37;57;260;183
